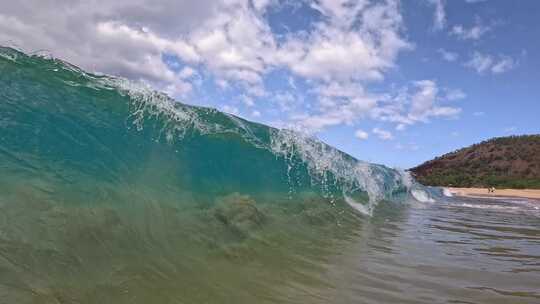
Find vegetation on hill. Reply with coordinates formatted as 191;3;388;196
410;135;540;189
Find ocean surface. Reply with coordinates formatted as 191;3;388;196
1;47;539;303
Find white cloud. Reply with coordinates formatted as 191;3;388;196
427;0;446;31
373;128;394;140
409;80;461;121
465;52;493;73
409;80;439;120
279;0;410;83
355;129;369;140
96;21;200;63
438;48;458;62
188;4;277;87
450;22;491;40
370;80;462;128
491;57;516;74
271;0;412;132
0;0;278;96
473;111;485;116
178;67;197;79
465;52;517;75
252;0;275;12
0;1;206;95
291;81;378;131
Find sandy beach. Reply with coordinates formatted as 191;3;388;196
447;187;540;200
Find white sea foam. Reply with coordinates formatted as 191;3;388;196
268;129;410;212
344;195;371;216
411;189;435;203
443;188;453;197
459;203;521;211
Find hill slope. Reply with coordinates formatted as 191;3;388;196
410;135;540;189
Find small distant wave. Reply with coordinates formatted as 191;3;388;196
459;203;521;211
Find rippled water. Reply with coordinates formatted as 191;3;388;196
2;194;538;303
306;196;540;304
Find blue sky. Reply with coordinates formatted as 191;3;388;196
1;0;539;168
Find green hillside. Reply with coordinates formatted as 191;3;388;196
410;135;540;189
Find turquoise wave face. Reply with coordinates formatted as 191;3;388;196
0;47;427;302
0;46;418;212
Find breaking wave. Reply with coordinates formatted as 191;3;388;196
0;46;432;303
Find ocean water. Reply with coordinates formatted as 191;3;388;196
1;47;539;303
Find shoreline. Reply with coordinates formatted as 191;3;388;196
446;187;540;200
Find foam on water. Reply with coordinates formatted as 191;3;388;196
443;188;453;197
344;195;371;216
452;198;540;216
411;189;436;203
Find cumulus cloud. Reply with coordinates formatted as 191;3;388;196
355;129;369;140
370;80;462;129
0;0;219;86
465;51;517;74
411;83;458;119
265;0;412;132
280;1;410;82
296;82;378;130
